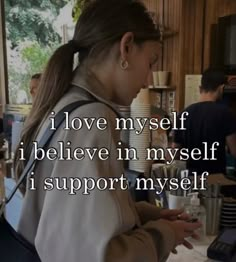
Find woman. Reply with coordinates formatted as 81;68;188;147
14;0;201;261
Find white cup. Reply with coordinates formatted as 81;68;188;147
158;71;169;86
168;194;190;209
152;71;159;86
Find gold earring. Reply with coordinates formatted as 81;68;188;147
120;60;129;70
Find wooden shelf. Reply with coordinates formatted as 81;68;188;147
224;85;236;93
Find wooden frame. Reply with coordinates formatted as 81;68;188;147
0;0;9;110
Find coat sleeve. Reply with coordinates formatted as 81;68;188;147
135;201;162;224
34;103;175;262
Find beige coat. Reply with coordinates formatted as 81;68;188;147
18;67;175;262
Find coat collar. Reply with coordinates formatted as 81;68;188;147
71;66;120;114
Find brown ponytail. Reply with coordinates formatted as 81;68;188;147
14;42;77;185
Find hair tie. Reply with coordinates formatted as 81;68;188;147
67;39;79;53
68;40;90;62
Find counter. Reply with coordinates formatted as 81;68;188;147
168;236;218;262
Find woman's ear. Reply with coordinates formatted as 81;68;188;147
119;32;135;61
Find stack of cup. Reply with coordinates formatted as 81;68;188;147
116;105;131;147
129;89;151;173
116;105;131;169
158;71;169;86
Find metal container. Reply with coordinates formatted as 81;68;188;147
202;197;222;235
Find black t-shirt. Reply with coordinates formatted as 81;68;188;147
174;101;236;174
0;118;3;133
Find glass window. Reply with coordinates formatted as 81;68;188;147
4;0;74;104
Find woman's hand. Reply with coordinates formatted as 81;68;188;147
159;208;191;221
164;219;202;251
160;215;202;254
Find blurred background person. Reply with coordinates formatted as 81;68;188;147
29;73;41;103
173;68;236;175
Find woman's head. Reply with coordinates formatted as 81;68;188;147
73;0;161;105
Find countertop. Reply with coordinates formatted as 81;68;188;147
168;236;218;262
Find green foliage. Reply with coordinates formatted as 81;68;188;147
72;0;90;22
72;0;96;22
21;42;53;74
5;0;67;103
5;0;68;48
8;65;29;104
8;41;59;104
72;4;82;22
